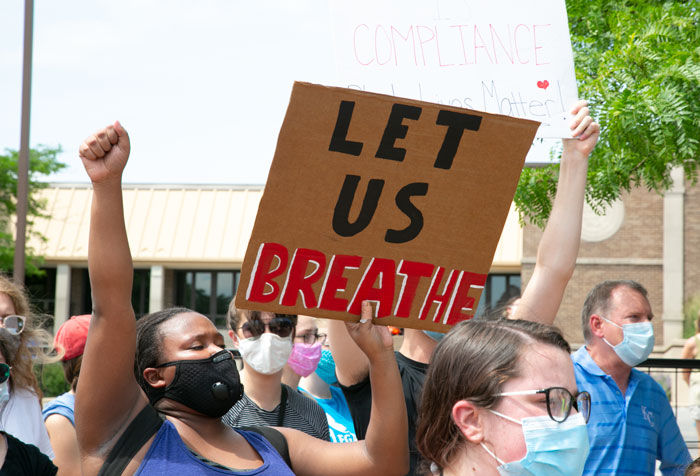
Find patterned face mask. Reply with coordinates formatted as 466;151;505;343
315;349;337;385
287;342;323;377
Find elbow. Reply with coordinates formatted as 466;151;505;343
537;263;575;286
375;452;409;476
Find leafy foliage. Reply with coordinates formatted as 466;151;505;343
34;361;70;398
515;0;700;227
0;146;65;275
684;294;700;339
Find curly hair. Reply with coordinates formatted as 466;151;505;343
0;275;56;398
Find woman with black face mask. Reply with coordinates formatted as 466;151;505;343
75;122;409;476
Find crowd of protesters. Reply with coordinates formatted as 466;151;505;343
0;105;698;476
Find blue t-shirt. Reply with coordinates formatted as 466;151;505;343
301;386;357;443
572;347;692;476
135;420;294;475
41;392;75;426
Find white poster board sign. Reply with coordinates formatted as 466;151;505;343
330;0;577;139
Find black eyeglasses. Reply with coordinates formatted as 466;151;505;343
0;363;10;384
238;317;294;340
294;332;327;345
495;387;591;423
0;315;25;335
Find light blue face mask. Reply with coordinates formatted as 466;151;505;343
601;317;654;367
315;348;337;385
423;330;446;342
481;411;589;476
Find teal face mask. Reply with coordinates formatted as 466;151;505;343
315;348;337;385
482;411;590;476
423;330;446;342
601;317;654;367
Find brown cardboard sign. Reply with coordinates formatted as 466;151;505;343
235;82;539;331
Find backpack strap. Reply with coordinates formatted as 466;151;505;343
97;404;164;476
240;425;292;471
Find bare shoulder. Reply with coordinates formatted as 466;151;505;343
682;336;698;358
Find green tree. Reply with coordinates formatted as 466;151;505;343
0;146;66;275
516;0;700;227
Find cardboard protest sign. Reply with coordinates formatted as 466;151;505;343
329;0;577;139
235;82;539;331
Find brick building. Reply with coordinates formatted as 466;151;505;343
522;167;697;353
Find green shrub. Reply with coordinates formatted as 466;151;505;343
684;295;700;339
34;362;69;397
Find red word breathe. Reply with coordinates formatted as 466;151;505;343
246;242;486;325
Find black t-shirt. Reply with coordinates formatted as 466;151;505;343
0;432;57;476
339;351;428;476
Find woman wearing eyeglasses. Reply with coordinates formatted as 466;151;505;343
223;307;331;440
0;276;56;460
75;122;408;476
282;316;358;443
416;319;591;476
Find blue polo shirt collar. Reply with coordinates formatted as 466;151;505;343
572;346;607;376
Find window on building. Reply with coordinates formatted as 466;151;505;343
475;273;522;318
174;270;239;328
25;268;57;318
77;268;151;318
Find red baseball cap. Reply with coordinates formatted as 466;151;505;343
54;314;91;361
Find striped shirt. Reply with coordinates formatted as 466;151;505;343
222;384;330;441
572;347;692;476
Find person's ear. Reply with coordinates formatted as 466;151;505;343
590;314;605;338
228;329;239;347
452;400;484;443
143;367;168;389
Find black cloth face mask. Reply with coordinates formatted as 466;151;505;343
144;349;244;418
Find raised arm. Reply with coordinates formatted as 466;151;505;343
326;318;370;387
75;122;147;462
282;302;408;476
514;101;600;325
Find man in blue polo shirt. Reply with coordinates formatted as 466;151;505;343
573;280;691;476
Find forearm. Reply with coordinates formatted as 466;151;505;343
363;350;409;475
327;319;370;385
516;149;589;324
88;180;133;314
535;149;588;279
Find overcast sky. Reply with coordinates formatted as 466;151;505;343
0;0;337;184
1;0;561;185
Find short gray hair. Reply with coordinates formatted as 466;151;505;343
581;280;648;342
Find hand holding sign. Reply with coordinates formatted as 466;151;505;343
345;301;395;362
235;82;539;332
564;100;600;159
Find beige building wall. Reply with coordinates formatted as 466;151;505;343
522;187;665;346
523;176;700;351
686;179;700;303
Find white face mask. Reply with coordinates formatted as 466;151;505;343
238;333;293;375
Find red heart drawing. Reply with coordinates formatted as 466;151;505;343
537;80;550;90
